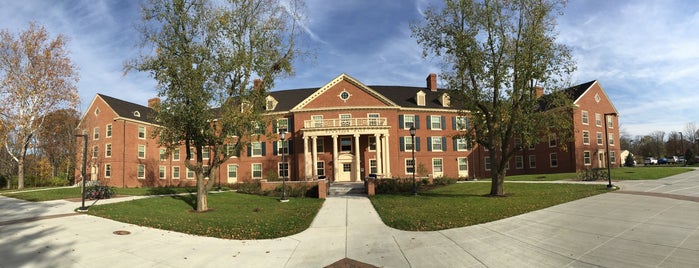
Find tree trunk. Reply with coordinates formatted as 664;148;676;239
196;173;208;212
489;169;505;196
17;158;24;190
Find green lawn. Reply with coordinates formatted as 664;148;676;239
87;192;323;239
2;186;205;201
370;182;610;231
505;167;693;181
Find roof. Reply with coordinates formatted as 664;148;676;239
98;94;156;123
563;80;597;103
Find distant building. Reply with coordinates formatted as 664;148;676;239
76;74;619;187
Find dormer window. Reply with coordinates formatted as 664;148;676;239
133;111;141;117
265;96;278;111
441;93;450;107
416;91;426;106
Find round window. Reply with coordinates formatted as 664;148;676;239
340;91;350;100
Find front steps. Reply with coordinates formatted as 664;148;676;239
328;182;366;197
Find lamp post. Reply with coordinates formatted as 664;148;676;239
410;126;417;196
280;130;289;202
75;131;88;211
604;113;617;189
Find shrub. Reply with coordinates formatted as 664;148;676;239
433;177;457;185
375;178;414;194
235;181;262;195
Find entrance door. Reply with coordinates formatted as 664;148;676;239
337;154;354;181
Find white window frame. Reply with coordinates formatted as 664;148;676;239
405;158;415;174
549;135;557;148
582;110;589;125
368;113;380;126
252;163;263;179
137;164;145;179
368;136;376;151
159;148;167;161
173;148;180;161
607;115;614;128
251;142;263;157
159;166;166;179
277;118;289;133
609;133;615;146
584;151;591;166
278;162;289;178
432;158;443;176
550;153;558;167
595;113;602;127
186;167;195;179
316;137;324;152
340;137;352;152
92;146;99;158
430;115;442;130
202;147;210;159
277;140;289;155
431;136;443;151
317;161;325;176
105;144;112;158
369;159;377;174
106;124;112;138
138;145;146;159
456;138;469;151
455;116;469;131
93;127;99;140
596;132;603;145
312;115;324;127
172;166;180;179
138;125;146;139
582;131;590;145
340;114;351;127
529;155;536;168
485;157;491;171
404;136;415;151
610;151;617;164
104;164;111;178
457;157;468;177
227;164;238;181
403;115;415;129
515;155;524;169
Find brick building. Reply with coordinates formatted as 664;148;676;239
76;74;619;187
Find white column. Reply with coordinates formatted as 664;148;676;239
374;133;382;175
303;136;311;179
354;134;361;181
384;134;391;178
332;135;338;181
311;136;318;178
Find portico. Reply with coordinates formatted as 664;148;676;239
302;117;391;181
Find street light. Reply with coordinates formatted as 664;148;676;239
280;130;289;202
75;131;88;211
410;126;417;196
604;113;617;189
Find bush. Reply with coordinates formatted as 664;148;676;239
433;177;457;185
235;181;262;195
375;178;414;194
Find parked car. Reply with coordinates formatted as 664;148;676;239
678;156;686;164
658;157;668;164
644;157;658;165
666;156;678;164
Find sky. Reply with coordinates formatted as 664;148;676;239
1;0;698;139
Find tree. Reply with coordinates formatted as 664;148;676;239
128;0;303;212
0;22;79;190
412;0;575;196
38;108;79;182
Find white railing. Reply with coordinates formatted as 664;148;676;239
303;118;387;128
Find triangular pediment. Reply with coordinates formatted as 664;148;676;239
290;74;398;111
573;81;619;115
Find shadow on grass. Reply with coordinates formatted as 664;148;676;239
146;187;198;210
416;192;489;198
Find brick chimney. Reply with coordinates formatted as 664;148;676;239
426;73;437;92
534;86;544;98
148;97;160;108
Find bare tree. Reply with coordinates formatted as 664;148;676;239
0;22;79;189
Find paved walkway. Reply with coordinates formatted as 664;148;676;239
1;170;699;267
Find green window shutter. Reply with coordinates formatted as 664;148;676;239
426;116;432;130
247;146;251;157
416;137;421;151
288;140;294;154
273;141;278;155
441;116;446;129
427;137;433;151
414;115;420;129
261;142;266;156
452;117;457;130
273;119;278;133
453;137;458;151
399;115;404;128
442;137;447;150
399;137;405;152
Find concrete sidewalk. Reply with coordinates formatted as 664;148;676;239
2;171;699;267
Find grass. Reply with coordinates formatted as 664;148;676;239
370;182;610;231
505;167;693;181
2;186;207;202
87;192;324;239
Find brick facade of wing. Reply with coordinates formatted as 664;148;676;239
76;74;619;187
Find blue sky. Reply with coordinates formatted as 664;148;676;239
2;0;698;139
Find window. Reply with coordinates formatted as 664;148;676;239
253;122;265;135
159;166;166;179
607;115;614;128
403;115;415;129
368;113;379;126
105;144;112;157
597;132;603;145
404;136;415;151
137;164;145;179
159;148;167;161
316;161;325;176
251;142;263;157
514;138;522;150
582;111;589;125
104;164;111;178
485;157;492;171
106;124;112;137
455;116;469;130
277;140;289;155
138;145;146;158
95;108;100;115
369;159;377;174
278;162;289;178
340;137;352;152
584;151;591;165
515;156;524;169
417;91;426;106
582;131;590;145
430;116;442;130
340;114;351;127
316;137;324;152
432;158;443;174
339;90;350;101
610;151;617;164
550;153;558;167
549;135;557;147
227;165;238;180
458;157;468;175
276;118;289;132
368;136;376;151
595;113;602;126
529;155;536;168
202;148;210;159
312;115;324;127
455;138;469;151
172;166;180;179
343;163;351;172
138;126;146;139
186;168;195;179
430;136;444;151
173;148;180;161
405;159;415;174
252;163;262;179
93;127;99;140
92;146;99;158
609;133;615;146
225;144;236;157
